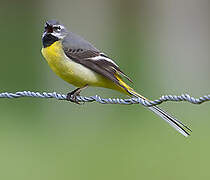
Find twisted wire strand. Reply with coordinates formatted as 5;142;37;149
0;91;210;106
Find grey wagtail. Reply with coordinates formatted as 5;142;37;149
41;20;191;137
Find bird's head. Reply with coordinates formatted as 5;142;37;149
42;20;68;47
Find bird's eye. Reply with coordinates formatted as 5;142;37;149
53;26;61;31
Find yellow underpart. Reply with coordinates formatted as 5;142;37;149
41;41;131;94
115;75;147;98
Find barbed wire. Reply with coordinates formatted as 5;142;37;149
0;91;210;106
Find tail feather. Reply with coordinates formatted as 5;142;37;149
148;106;191;137
127;89;192;137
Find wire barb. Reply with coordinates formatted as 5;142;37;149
0;91;210;106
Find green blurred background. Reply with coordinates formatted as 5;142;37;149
0;0;209;179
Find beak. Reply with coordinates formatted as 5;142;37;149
45;23;53;33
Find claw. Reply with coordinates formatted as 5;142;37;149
66;85;88;104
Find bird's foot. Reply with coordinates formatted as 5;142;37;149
66;85;88;104
66;88;81;104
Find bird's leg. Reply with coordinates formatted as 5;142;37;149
66;84;88;104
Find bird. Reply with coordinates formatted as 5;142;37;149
41;20;191;137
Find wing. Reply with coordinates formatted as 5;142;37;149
62;41;133;88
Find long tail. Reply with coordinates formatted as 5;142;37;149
115;75;192;136
127;88;192;137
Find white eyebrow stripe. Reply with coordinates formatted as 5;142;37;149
53;25;65;29
51;32;66;38
88;55;119;67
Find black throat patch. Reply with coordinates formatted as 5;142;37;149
42;34;59;48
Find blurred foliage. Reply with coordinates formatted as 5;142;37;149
0;0;209;179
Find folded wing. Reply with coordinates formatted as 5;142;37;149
63;46;132;89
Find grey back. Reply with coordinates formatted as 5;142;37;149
62;32;99;52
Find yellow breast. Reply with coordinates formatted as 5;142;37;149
41;41;107;88
41;41;127;93
42;41;88;87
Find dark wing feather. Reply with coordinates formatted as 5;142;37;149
100;53;133;83
63;47;132;86
63;48;98;59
